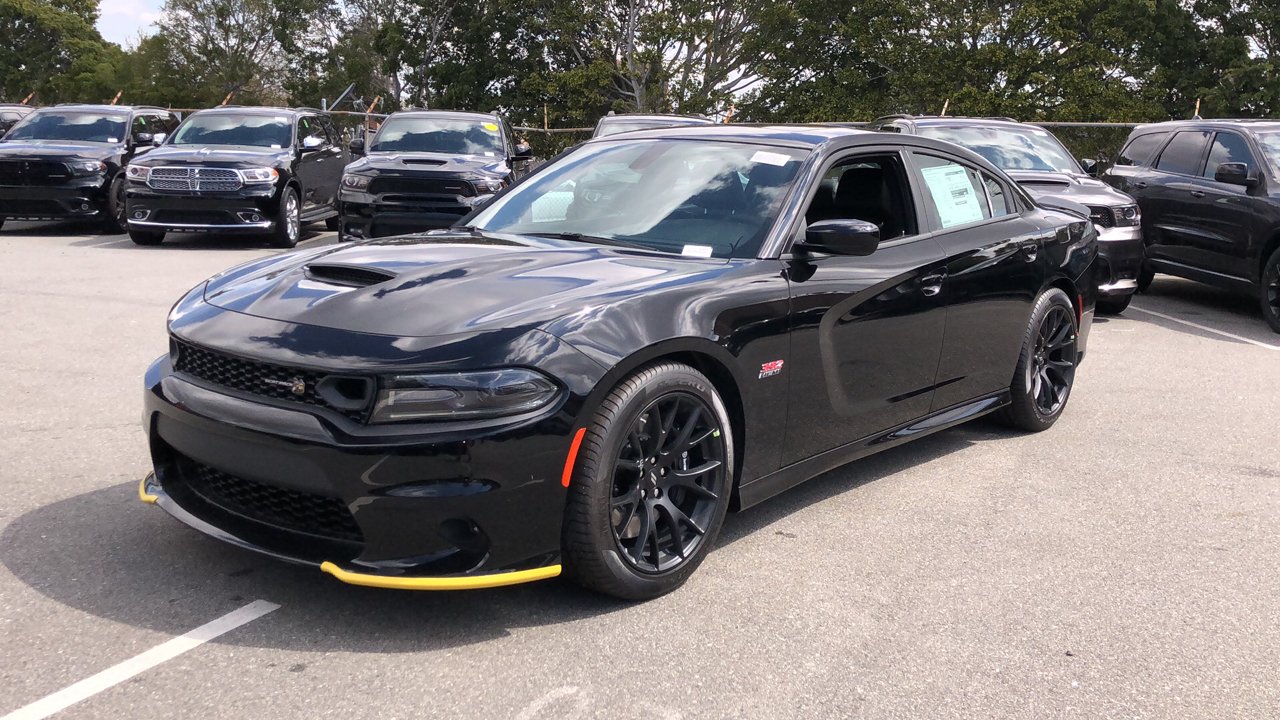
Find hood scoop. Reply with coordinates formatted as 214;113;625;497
304;263;398;288
402;158;447;166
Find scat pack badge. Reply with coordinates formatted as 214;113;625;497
758;359;785;379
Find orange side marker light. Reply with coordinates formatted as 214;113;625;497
561;428;587;487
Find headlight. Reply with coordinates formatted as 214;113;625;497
72;160;107;175
342;174;370;190
238;167;279;184
1112;204;1140;227
125;164;150;181
370;368;559;423
480;179;504;193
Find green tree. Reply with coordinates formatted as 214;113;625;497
0;0;120;103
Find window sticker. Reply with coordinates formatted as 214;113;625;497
681;244;714;257
751;150;791;167
108;138;119;143
920;164;984;227
482;122;499;132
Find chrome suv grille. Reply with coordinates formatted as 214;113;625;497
177;455;363;544
148;167;243;192
172;339;373;422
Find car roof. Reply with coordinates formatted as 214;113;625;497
585;123;881;149
187;106;321;118
878;115;1030;130
0;104;33;110
599;114;713;124
1130;119;1280;134
385;110;499;122
39;104;163;114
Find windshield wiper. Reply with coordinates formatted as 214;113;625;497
524;232;651;251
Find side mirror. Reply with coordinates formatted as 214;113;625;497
1213;162;1257;188
798;219;880;257
151;133;166;146
1079;158;1100;177
135;132;154;145
301;135;325;151
349;136;365;156
513;141;533;160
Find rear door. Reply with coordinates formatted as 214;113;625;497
907;151;1049;411
295;115;339;210
780;148;948;465
1144;130;1213;269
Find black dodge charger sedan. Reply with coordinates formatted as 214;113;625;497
0;104;178;233
338;110;534;240
124;106;346;247
140;125;1097;599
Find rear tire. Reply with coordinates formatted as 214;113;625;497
562;362;734;600
1000;288;1078;432
128;228;165;246
325;214;341;231
1096;293;1132;315
270;187;301;248
1137;263;1155;292
1261;247;1280;334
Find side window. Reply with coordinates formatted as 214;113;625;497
1154;131;1211;175
322;117;341;145
983;173;1012;217
1203;132;1255;177
803;153;916;240
912;153;992;229
1117;133;1167;166
130;115;150;139
298;116;327;147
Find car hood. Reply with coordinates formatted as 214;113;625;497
134;145;292;168
0;140;122;161
346;151;508;178
202;232;729;337
1005;170;1135;207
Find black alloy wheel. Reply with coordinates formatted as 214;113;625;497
1001;288;1078;431
563;362;733;600
1262;248;1280;334
610;392;726;574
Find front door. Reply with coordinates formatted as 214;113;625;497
780;150;948;466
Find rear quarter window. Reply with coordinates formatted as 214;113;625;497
1117;132;1168;167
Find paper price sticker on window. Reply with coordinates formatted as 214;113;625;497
751;150;792;167
920;164;985;228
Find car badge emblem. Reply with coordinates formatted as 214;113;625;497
290;378;306;396
758;360;785;379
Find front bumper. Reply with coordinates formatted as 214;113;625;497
126;183;280;234
140;326;585;588
338;191;493;240
0;178;110;219
1095;225;1144;297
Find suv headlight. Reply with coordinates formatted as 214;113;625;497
125;164;150;181
1112;204;1140;227
71;160;107;176
238;167;279;184
480;178;504;193
370;368;560;423
342;174;370;190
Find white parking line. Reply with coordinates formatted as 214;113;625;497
1128;305;1280;351
2;600;280;720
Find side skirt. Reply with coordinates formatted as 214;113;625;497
734;391;1010;511
1146;258;1254;292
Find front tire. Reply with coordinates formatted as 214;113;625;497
1097;293;1132;315
270;187;301;248
1261;247;1280;334
101;175;127;234
562;362;734;600
325;214;341;231
1000;288;1078;432
128;228;165;246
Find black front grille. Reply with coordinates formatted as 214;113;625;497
179;457;363;543
172;340;372;422
1088;206;1115;228
0;198;67;215
0;159;71;186
368;177;476;197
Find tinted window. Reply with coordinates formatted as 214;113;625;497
1117;133;1167;166
1203;132;1255;177
5;111;128;143
1155;131;1211;175
913;154;992;228
171;113;293;148
915;124;1079;173
1256;132;1280;172
983;173;1012;217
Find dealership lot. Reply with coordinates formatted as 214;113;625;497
1;222;1277;718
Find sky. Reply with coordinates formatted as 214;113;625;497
97;0;163;47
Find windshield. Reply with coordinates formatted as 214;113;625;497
5;112;128;143
468;139;807;258
917;125;1080;174
1255;132;1280;173
171;113;293;148
371;117;504;155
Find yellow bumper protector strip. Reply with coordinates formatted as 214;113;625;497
319;561;561;590
138;476;158;504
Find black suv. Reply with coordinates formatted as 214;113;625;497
591;112;715;138
0;104;34;135
125;106;346;247
1102;120;1280;332
0;104;178;233
337;110;533;240
868;116;1145;314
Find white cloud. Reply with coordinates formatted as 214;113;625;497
97;0;164;47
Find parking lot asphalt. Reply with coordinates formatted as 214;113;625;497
1;222;1277;720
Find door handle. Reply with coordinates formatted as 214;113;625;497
920;272;946;296
1019;242;1039;262
1133;181;1148;189
1189;190;1206;198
